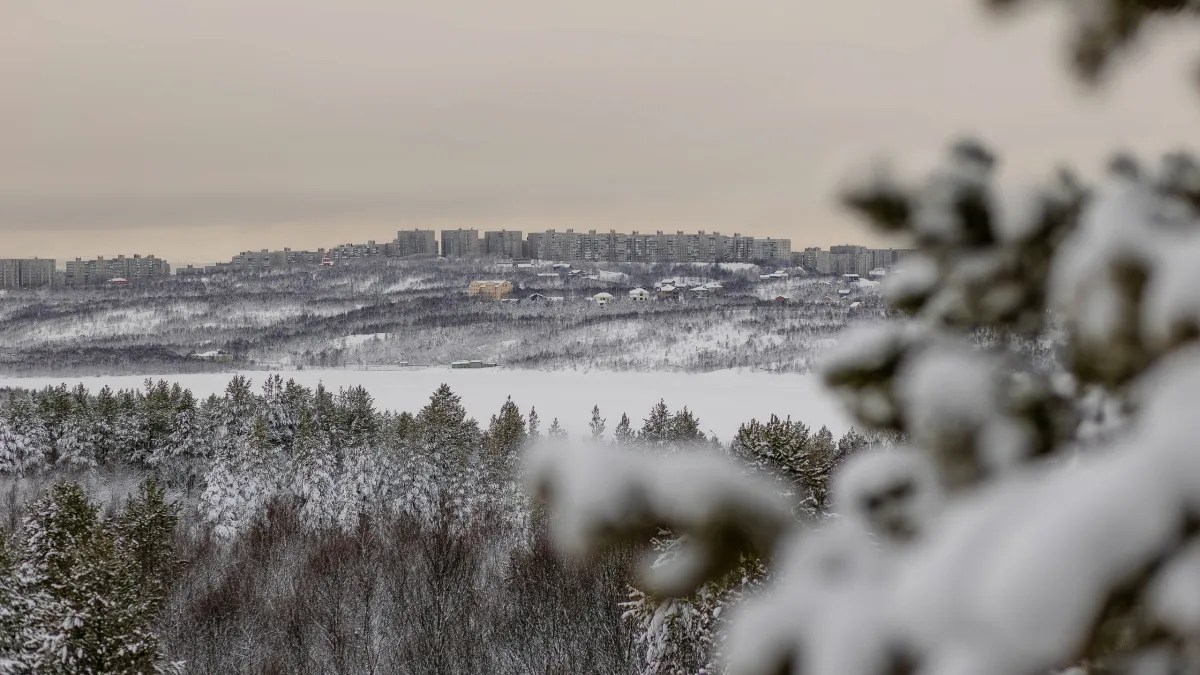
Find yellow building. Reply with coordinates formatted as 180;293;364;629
468;279;513;300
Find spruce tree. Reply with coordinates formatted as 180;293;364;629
18;481;177;673
486;396;527;458
589;405;606;441
614;413;634;446
640;400;672;447
527;406;542;440
547;418;568;440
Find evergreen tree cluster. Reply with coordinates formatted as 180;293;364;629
0;479;181;673
0;377;873;673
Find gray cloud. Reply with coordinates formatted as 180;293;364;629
0;0;1195;261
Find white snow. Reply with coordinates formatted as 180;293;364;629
0;368;851;442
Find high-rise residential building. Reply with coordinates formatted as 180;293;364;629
483;230;524;258
440;229;481;258
522;229;792;264
793;246;913;276
329;241;383;261
830;244;869;255
64;254;168;286
231;250;273;270
751;237;792;261
394;229;437;257
230;247;326;270
0;258;56;289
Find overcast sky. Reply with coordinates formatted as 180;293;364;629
2;0;1195;265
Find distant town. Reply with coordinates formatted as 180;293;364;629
0;227;912;290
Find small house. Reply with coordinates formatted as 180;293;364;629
773;295;790;303
628;288;651;302
592;292;615;306
838;289;853;296
110;277;129;286
659;284;679;300
527;293;548;302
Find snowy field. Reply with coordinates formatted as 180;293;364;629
0;368;850;441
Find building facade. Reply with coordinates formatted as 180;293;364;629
441;229;481;258
794;246;913;275
483;230;524;258
523;229;793;264
394;229;437;257
0;258;56;289
467;279;513;300
64;254;168;286
229;248;326;270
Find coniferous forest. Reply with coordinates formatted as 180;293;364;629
0;376;879;673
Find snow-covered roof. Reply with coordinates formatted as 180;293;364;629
629;287;649;295
593;292;614;299
660;284;677;292
110;277;128;283
849;301;862;309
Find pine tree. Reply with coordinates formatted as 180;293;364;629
486;396;527;458
589;405;607;441
201;415;280;537
0;535;37;670
410;385;481;518
614;413;634;446
640;400;672;447
56;414;97;470
668;407;705;446
527;406;542;441
337;385;378;448
547;418;568;440
18;481;177;673
91;386;119;465
0;416;36;477
5;392;48;474
112;390;150;466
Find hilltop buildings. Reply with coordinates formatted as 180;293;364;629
793;245;911;276
441;229;481;258
395;229;438;257
0;258;56;289
64;254;169;287
483;230;524;258
521;230;791;263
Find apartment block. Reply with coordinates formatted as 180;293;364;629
329;241;383;261
483;230;524;258
794;246;914;276
440;229;481;258
522;229;792;264
0;258;56;289
751;237;792;261
394;229;437;257
64;254;168;286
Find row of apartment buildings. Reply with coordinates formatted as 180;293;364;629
1;255;172;289
792;245;912;276
439;228;793;263
64;254;171;286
